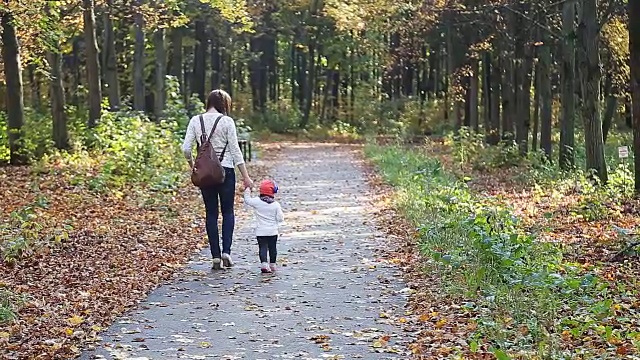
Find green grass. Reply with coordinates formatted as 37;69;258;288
0;288;24;325
365;144;608;358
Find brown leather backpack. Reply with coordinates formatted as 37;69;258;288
191;114;228;188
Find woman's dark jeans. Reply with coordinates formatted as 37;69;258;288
201;167;235;259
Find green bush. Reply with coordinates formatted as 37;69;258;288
248;102;303;133
164;76;200;140
365;145;603;357
0;198;71;264
0;104;89;165
83;106;185;190
9;77;194;191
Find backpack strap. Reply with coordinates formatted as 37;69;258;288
219;141;228;162
204;115;227;161
198;115;207;146
213;116;228;162
206;115;225;143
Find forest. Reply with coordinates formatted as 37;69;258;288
2;0;640;358
0;0;638;180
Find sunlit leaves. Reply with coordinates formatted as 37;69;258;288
601;16;630;96
323;0;400;32
200;0;252;31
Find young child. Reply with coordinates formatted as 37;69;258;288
243;179;284;273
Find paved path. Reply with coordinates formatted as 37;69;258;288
81;143;411;360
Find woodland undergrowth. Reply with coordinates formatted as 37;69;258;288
0;82;268;358
366;142;640;359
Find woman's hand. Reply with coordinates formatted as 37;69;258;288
237;163;252;189
243;177;253;189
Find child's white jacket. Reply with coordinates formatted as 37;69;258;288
243;188;284;237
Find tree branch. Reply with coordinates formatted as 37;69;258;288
501;5;563;40
61;3;82;19
544;0;581;10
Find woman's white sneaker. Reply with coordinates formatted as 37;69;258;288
221;253;234;268
212;258;222;270
260;262;272;273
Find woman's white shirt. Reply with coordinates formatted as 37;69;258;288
181;111;245;168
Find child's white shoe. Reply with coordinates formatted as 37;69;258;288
260;262;272;273
269;263;277;272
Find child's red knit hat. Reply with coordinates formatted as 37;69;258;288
259;179;278;197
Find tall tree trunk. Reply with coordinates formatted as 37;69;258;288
169;27;183;93
320;68;333;122
274;37;280;102
83;0;102;127
70;37;82;106
446;14;464;129
300;39;316;128
249;34;269;111
577;0;607;183
48;50;69;150
489;51;501;145
416;58;423;112
501;54;515;142
290;38;297;106
514;15;531;155
427;45;437;100
602;75;617;143
1;10;26;164
483;55;490;137
438;45;445;98
154;28;166;119
629;0;640;192
520;55;534;153
381;37;392;101
462;76;470;128
133;0;145;111
390;33;401;100
102;0;120;110
45;3;68;150
225;48;233;95
350;44;356;122
444;23;452;122
314;50;322;114
403;60;414;96
192;21;206;103
211;35;222;89
539;25;553;159
483;53;494;143
560;1;576;169
331;69;340;121
267;34;278;103
469;59;479;132
249;36;260;111
533;60;540;151
602;96;618;143
182;44;192;105
27;64;41;111
419;46;427;104
296;40;307;111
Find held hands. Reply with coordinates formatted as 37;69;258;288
243;176;253;190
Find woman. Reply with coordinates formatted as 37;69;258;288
182;89;253;270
